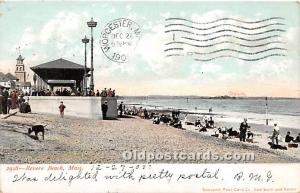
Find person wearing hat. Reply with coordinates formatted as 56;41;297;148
271;123;280;145
101;101;108;120
239;118;250;142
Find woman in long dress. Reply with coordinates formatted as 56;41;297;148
11;90;17;109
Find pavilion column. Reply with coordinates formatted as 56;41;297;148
37;76;40;91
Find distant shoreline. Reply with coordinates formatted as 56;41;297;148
119;95;300;100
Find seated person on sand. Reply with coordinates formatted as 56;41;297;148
218;127;228;139
227;127;239;137
169;117;178;126
285;131;295;143
153;116;160;124
295;133;300;143
247;129;254;139
219;127;227;135
132;106;137;116
195;117;202;127
198;123;207;132
173;120;182;129
207;117;214;128
160;115;170;124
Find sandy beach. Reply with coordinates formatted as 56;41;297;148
0;111;299;164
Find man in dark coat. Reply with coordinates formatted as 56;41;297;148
239;118;250;142
2;88;9;114
102;101;108;120
118;102;124;117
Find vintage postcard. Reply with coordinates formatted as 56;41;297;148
0;0;299;192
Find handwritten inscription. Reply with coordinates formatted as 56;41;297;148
233;170;273;183
6;165;275;186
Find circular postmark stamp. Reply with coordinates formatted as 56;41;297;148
100;18;141;63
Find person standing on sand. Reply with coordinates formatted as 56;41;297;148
101;101;108;120
0;92;3;114
2;88;9;114
11;90;17;109
271;123;280;145
59;101;66;118
118;102;124;117
239;118;249;142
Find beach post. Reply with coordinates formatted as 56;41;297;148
82;35;89;96
87;18;97;92
265;96;268;125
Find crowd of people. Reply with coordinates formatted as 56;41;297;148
97;88;116;97
30;87;117;97
31;88;80;96
118;103;300;151
269;123;300;149
0;88;31;115
120;104;151;119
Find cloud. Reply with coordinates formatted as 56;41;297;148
247;57;293;82
108;7;116;14
39;11;86;45
0;59;15;73
200;63;222;73
17;27;36;49
126;5;132;12
283;27;300;56
160;12;171;19
13;11;89;53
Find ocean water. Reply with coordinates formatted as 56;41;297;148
122;97;300;129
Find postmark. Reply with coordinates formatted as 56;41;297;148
100;18;141;63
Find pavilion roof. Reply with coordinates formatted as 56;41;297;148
31;58;88;70
30;58;90;87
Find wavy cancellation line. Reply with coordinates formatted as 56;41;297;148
193;54;286;62
164;47;287;55
165;41;285;48
165;54;185;57
165;23;285;31
165;29;285;36
181;35;281;42
165;17;285;25
164;48;184;52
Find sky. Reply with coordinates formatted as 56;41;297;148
0;1;299;97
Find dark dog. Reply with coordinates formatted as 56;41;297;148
267;142;287;150
227;128;239;137
28;125;45;140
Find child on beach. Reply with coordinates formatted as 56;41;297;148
59;101;66;118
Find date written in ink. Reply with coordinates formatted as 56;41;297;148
233;170;273;182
